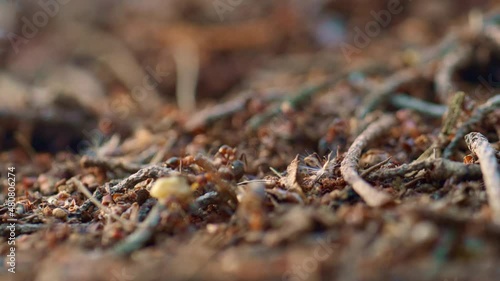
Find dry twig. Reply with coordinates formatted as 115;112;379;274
71;178;130;226
173;38;200;113
80;155;146;174
79;180;119;213
444;95;500;158
246;81;333;130
390;94;447;118
435;47;473;103
440;91;466;136
110;165;174;194
416;91;467;161
185;94;250;131
358;69;421;118
340;114;396;207
0;223;90;236
112;203;164;256
367;158;482;181
360;157;392;177
80;165;172;220
465;132;500;224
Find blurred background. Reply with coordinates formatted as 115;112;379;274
0;0;496;154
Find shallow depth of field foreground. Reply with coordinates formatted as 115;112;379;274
0;1;500;281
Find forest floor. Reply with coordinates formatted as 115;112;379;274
1;1;500;281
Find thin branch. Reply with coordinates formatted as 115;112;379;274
357;16;498;119
357;29;464;119
367;158;482;181
440;91;466;136
435;47;473;103
358;69;421;118
185;94;250;131
415;91;466;161
173;38;199;113
340;114;396;207
80;155;146;174
112;203;164;256
246;62;385;130
110;165;174;194
246;81;333;130
0;223;90;236
361;157;392;177
71;178;130;226
79;165;173;214
79;180;119;213
444;95;500;158
390;94;447;118
465;132;500;224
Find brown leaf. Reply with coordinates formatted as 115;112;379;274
280;155;305;197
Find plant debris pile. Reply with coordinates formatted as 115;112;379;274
1;1;500;281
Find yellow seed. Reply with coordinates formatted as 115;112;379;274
52;208;68;220
150;177;192;201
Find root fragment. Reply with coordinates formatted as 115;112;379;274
367;158;482;181
435;48;473;103
444;95;500;158
112;203;164;256
340;114;396;207
110;165;174;194
390;94;447;118
80;156;146;174
465;132;500;224
358;69;420;118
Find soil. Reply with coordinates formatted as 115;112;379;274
1;1;499;281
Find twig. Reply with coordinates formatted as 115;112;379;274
80;155;146;174
79;180;119;213
443;95;500;158
340;114;396;207
357;28;465;119
0;223;90;236
67;22;163;112
367;158;482;181
110;165;174;194
149;134;177;164
390;94;447;118
435;47;473;103
112;203;164;256
358;69;421;118
360;157;392;177
173;38;199;113
416;91;466;161
440;91;466;136
357;15;498;119
185;94;250;131
80;165;175;220
465;132;500;224
71;178;130;226
246;81;333;130
245;62;386;130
